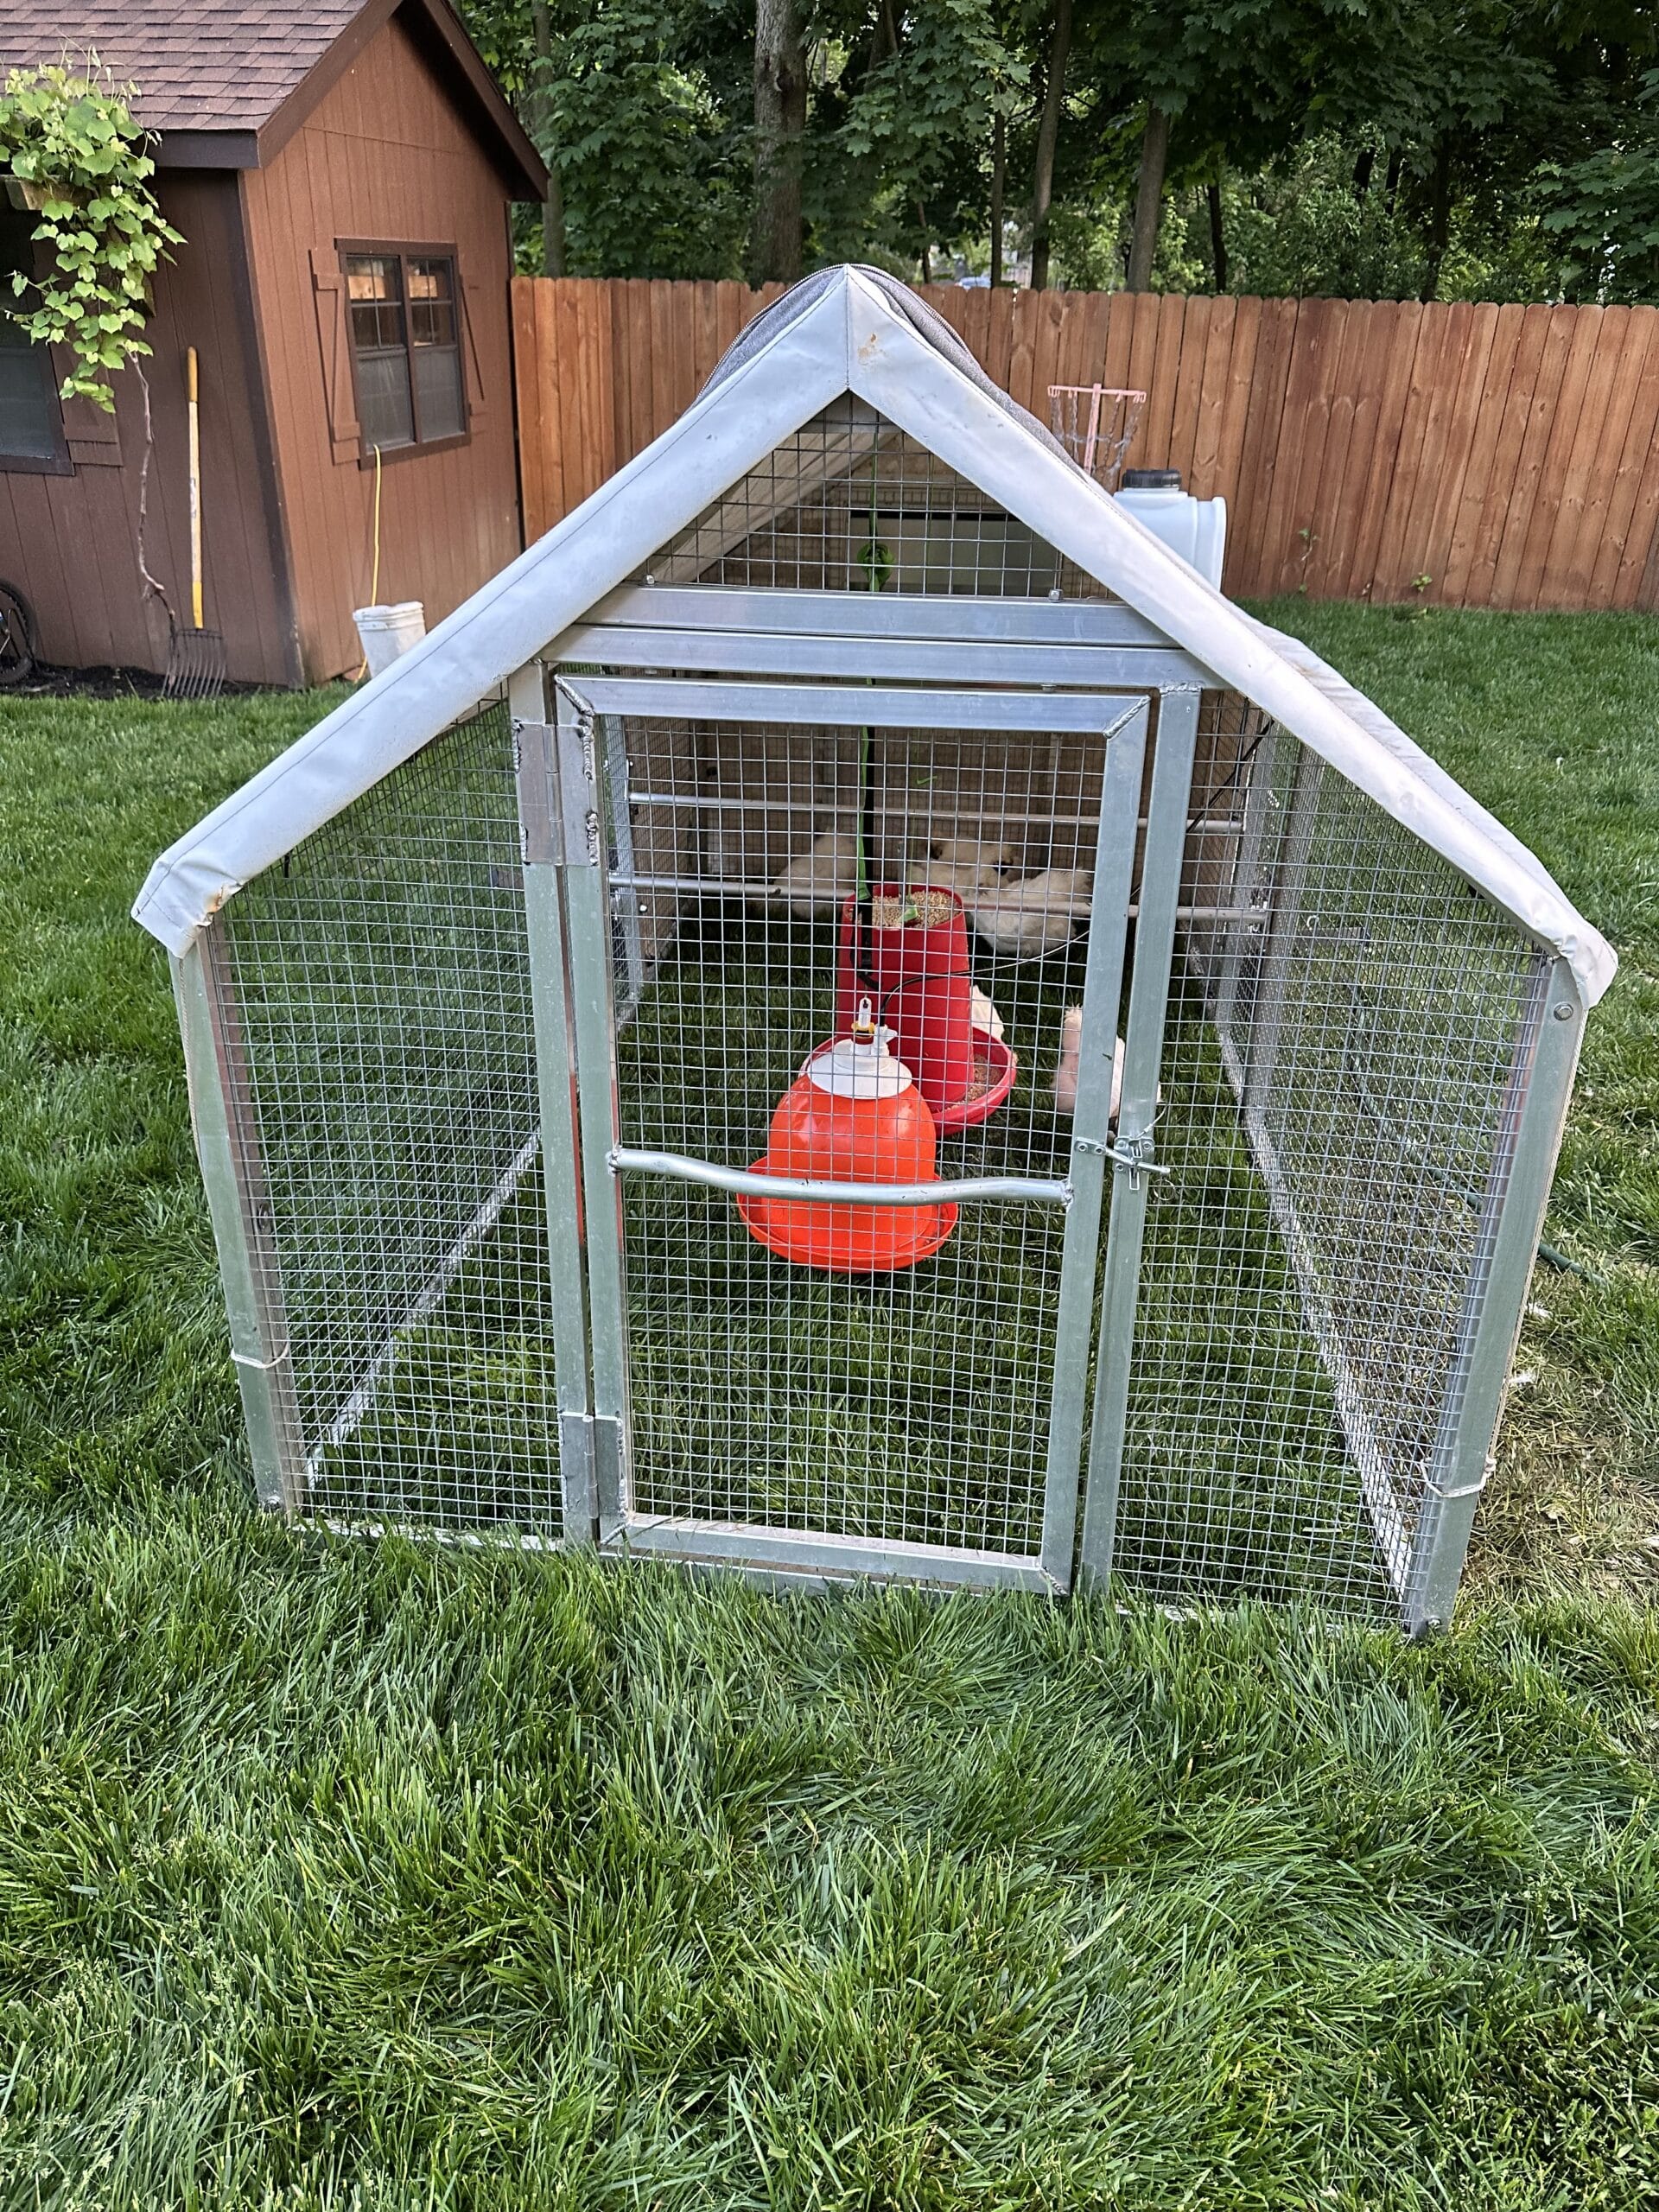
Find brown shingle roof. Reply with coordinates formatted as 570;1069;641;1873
0;2;372;133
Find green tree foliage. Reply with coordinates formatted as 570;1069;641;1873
1537;67;1659;302
465;1;752;278
462;0;1659;301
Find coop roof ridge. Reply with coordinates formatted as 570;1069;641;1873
133;262;1616;1006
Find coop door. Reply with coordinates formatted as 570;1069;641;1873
557;677;1149;1592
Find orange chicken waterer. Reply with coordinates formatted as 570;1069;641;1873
736;1000;958;1273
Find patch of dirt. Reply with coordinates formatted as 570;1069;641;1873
4;662;269;701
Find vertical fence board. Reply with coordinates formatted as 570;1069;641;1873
1488;307;1580;607
1304;301;1371;596
1229;297;1300;594
1541;306;1633;607
510;278;1659;609
1594;310;1659;605
1510;307;1607;607
1345;302;1426;601
1441;302;1524;605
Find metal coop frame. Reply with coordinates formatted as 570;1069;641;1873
138;268;1615;1633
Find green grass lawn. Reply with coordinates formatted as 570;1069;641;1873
2;607;1657;2208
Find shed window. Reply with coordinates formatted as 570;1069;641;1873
343;247;466;454
0;200;67;467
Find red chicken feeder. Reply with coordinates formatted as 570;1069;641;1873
836;885;1016;1132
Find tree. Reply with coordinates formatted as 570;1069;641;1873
1029;0;1071;289
751;0;808;282
529;0;565;274
1125;101;1168;289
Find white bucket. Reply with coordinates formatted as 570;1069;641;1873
1112;483;1228;589
353;601;425;677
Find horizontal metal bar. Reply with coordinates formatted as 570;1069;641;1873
587;582;1180;651
605;870;1257;923
610;1145;1071;1209
572;677;1152;732
607;1513;1058;1592
623;789;1245;836
555;622;1206;692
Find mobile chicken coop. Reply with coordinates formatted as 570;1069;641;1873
137;267;1615;1632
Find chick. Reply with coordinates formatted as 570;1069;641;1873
1053;1005;1126;1123
969;984;1005;1043
922;836;1011;900
966;867;1092;957
766;827;859;917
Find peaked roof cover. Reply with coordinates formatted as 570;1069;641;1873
133;265;1615;1006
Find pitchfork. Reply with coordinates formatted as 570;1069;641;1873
163;346;226;700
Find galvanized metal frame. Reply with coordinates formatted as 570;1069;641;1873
510;660;598;1541
1078;685;1204;1583
556;671;1149;1591
173;928;308;1511
1041;696;1150;1582
570;677;1159;734
554;677;632;1539
579;582;1181;648
551;623;1205;694
1403;957;1584;1632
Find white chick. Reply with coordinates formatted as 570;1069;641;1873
1053;1005;1126;1122
923;836;1011;899
969;984;1005;1042
766;827;859;917
967;868;1092;958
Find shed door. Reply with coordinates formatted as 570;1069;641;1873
555;672;1149;1592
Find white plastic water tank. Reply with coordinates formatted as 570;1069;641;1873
1112;469;1227;589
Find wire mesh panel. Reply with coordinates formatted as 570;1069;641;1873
644;395;1113;602
599;705;1127;1567
1117;719;1547;1613
213;702;563;1539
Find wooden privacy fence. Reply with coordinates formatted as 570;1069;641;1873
512;277;1659;612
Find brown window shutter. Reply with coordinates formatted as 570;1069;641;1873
53;353;123;465
461;276;488;425
310;247;360;462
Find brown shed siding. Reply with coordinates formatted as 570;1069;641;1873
0;169;296;683
241;11;523;683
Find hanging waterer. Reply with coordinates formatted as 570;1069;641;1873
736;1000;957;1273
836;882;1016;1131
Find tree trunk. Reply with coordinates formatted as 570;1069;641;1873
530;0;564;276
1029;0;1072;292
750;0;807;285
989;109;1005;287
918;206;932;284
1419;141;1452;302
1126;105;1170;292
1207;175;1228;293
1384;148;1402;211
1352;144;1375;200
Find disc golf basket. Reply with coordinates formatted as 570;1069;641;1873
1048;383;1145;487
137;268;1614;1633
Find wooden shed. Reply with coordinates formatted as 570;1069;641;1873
0;0;545;685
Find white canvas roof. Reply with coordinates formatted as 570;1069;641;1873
133;265;1616;1006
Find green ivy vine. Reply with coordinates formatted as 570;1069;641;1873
0;59;181;412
